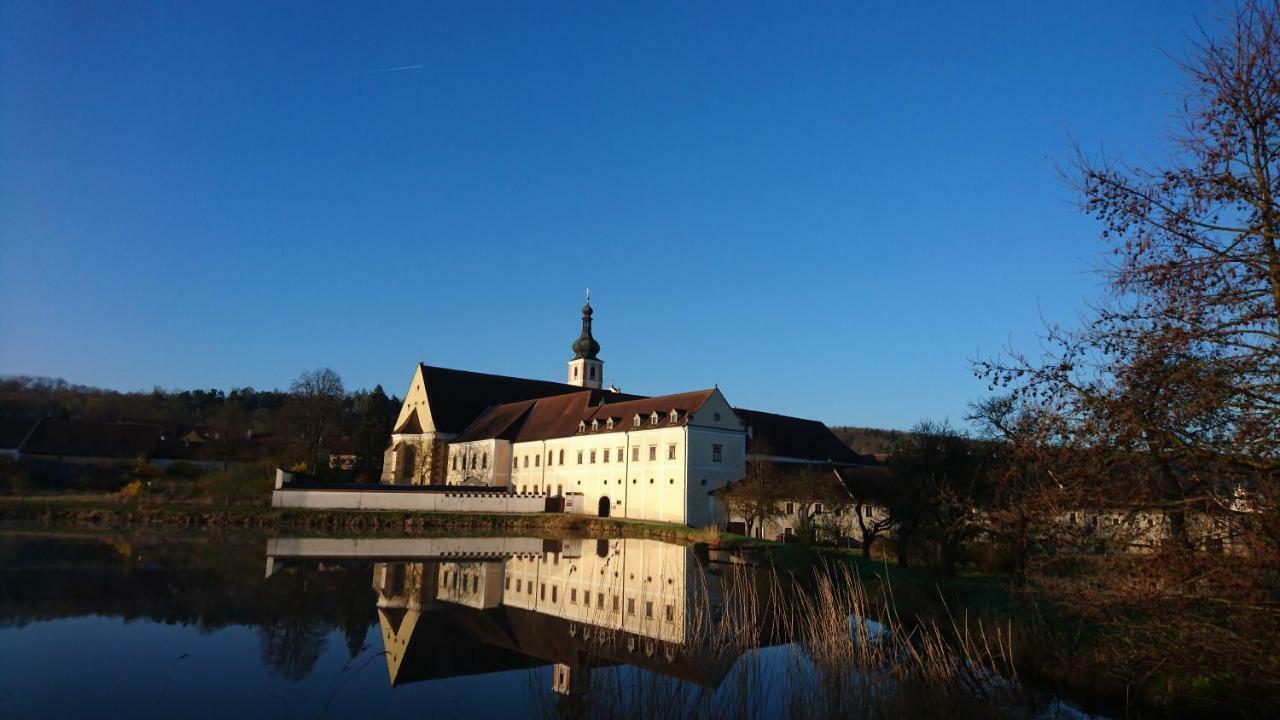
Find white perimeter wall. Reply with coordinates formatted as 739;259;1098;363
271;488;545;513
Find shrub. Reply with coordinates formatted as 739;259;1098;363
198;463;274;507
164;461;205;480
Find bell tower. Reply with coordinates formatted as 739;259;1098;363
568;290;603;388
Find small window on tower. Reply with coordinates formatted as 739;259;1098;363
589;366;596;380
573;366;579;378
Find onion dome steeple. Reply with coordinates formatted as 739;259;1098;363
567;289;603;388
572;290;601;360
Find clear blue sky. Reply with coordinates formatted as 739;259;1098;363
0;1;1212;429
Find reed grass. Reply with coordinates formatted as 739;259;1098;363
535;560;1055;719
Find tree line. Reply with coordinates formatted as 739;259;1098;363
0;369;400;480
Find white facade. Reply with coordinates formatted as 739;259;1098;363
443;389;746;526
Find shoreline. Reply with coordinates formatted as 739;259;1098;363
0;494;731;545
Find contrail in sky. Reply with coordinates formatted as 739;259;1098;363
359;64;423;75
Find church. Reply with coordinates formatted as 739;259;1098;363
379;296;864;527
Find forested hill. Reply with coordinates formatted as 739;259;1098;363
830;426;909;456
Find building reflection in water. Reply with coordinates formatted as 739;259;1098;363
265;536;734;698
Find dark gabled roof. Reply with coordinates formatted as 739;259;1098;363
736;408;864;465
19;419;162;459
0;418;38;450
455;389;722;443
716;464;855;504
419;365;643;434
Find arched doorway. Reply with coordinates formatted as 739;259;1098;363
598;496;611;517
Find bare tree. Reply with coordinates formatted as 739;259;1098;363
722;439;786;539
285;368;345;474
975;1;1280;700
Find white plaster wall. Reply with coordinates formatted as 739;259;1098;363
444;438;510;487
271;488;545;513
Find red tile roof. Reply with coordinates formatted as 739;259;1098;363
454;389;721;443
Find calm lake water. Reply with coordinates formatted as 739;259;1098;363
0;530;1099;719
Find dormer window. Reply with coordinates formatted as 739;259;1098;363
669;409;679;423
633;414;642;428
578;420;587;432
591;419;600;431
649;411;659;425
606;418;615;430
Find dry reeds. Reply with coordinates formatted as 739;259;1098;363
537;561;1034;720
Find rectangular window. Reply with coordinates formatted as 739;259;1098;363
864;506;872;518
540;583;546;600
552;586;558;603
557;484;562;496
668;443;677;460
570;588;577;604
632;446;639;462
627;598;636;615
612;595;620;611
648;445;656;461
712;444;723;462
590;450;596;464
665;604;674;622
528;582;533;596
598;594;605;609
617;447;624;461
535;454;540;467
814;503;823;514
582;590;589;605
472;576;478;592
645;601;653;618
524;455;529;468
505;577;511;590
577;450;584;464
603;448;610;463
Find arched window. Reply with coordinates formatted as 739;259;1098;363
481;452;487;469
559;449;565;465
